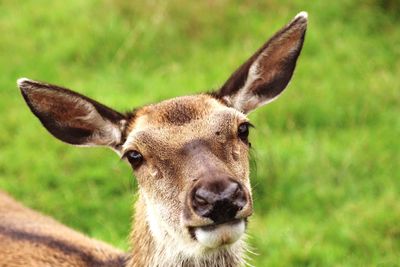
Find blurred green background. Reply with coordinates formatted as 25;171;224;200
0;0;399;266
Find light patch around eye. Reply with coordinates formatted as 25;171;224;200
122;115;150;151
150;166;159;177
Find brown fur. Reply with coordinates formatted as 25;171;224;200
0;192;125;267
2;12;307;267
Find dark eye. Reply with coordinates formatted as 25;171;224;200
238;122;251;143
124;150;144;169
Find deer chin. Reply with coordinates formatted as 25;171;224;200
191;219;246;249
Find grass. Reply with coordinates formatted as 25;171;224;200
0;0;399;266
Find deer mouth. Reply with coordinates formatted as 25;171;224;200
188;219;246;248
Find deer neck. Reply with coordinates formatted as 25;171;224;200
126;195;247;267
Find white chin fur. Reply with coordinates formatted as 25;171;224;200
195;220;245;249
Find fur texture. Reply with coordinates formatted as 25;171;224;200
1;12;307;267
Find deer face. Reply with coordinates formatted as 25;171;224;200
18;12;307;255
122;95;253;249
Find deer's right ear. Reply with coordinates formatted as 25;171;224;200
215;12;308;114
18;78;127;151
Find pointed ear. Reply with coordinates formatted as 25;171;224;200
18;78;127;150
216;12;308;114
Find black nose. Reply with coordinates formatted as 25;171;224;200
191;179;247;224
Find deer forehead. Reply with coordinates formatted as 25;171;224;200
122;94;247;153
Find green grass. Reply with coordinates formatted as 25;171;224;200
1;0;399;266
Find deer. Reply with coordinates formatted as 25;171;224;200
0;12;307;267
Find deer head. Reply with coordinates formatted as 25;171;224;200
18;12;307;265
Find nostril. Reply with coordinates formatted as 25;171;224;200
194;194;208;207
233;185;242;199
192;188;213;217
230;182;247;211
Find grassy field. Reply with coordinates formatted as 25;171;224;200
1;0;399;266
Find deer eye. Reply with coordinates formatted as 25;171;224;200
238;122;251;144
124;150;144;169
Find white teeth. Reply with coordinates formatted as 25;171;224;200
195;220;245;249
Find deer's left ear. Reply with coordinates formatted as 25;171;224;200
216;12;308;114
